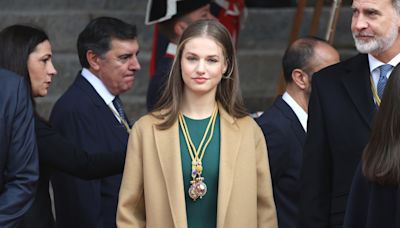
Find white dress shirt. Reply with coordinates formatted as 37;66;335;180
282;92;308;132
368;53;400;88
81;68;121;122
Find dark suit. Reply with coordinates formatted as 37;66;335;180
50;73;129;228
0;69;38;228
343;164;400;228
18;115;125;228
298;54;375;227
146;42;174;111
256;96;306;228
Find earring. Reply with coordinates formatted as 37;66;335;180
222;66;233;79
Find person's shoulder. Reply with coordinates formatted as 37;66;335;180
316;54;367;79
133;111;165;130
235;115;262;132
53;77;94;110
0;69;23;85
258;96;289;122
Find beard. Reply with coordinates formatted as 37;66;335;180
352;18;398;54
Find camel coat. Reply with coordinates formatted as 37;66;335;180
117;106;277;228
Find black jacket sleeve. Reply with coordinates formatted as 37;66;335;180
35;115;125;179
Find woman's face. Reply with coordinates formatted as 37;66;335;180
27;40;57;97
181;36;227;98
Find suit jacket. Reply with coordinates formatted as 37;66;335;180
146;43;174;111
17;115;125;228
50;73;129;228
343;164;400;228
117;105;278;228
0;69;38;228
256;96;306;228
298;54;376;228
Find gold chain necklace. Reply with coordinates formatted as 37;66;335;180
178;104;218;201
370;76;382;107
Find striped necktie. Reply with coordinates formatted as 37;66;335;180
112;96;130;126
377;64;392;99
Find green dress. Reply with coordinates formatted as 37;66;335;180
179;114;221;228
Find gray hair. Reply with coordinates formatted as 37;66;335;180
393;0;400;14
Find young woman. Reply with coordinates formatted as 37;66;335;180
0;25;126;227
117;20;277;228
343;64;400;228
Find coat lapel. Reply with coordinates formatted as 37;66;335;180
341;54;376;129
153;120;188;228
75;74;129;142
216;106;241;228
275;96;306;145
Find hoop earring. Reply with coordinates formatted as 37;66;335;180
222;65;233;79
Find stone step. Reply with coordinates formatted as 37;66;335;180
0;7;355;53
238;7;354;50
0;10;152;52
0;0;147;11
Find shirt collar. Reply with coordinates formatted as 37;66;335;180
81;68;115;105
282;92;308;132
368;53;400;73
166;42;177;57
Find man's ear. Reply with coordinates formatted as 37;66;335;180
291;69;308;90
174;20;188;37
86;50;101;71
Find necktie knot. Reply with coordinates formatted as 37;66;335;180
113;96;130;126
377;64;392;98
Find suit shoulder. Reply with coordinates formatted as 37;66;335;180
52;82;95;113
314;54;367;82
0;69;21;83
258;99;291;127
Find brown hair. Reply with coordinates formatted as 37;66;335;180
152;19;247;129
362;64;400;185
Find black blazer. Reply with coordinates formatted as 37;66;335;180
18;115;125;228
343;164;400;228
50;74;129;228
298;54;376;228
0;69;38;228
146;43;174;111
257;96;306;228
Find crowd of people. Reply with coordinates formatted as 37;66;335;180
1;0;399;227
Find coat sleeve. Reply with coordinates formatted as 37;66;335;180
254;126;278;228
342;164;369;228
0;78;39;227
35;117;125;179
298;76;332;228
117;123;146;228
259;120;291;182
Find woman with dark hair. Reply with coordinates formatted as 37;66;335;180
343;64;400;228
117;20;277;228
0;25;125;227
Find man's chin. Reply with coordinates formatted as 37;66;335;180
354;41;377;54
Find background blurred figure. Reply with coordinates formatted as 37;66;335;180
343;63;400;228
0;69;38;228
50;17;140;228
0;24;127;228
256;37;339;228
117;20;277;228
298;0;400;227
